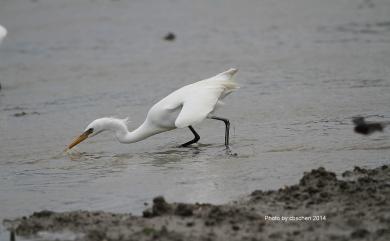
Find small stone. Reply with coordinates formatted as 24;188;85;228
163;32;176;41
13;112;27;117
175;203;193;217
351;229;370;238
32;210;54;218
232;225;240;231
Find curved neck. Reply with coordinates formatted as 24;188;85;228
107;119;164;144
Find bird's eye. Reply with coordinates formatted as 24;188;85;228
87;128;94;134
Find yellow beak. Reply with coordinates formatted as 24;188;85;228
67;131;90;149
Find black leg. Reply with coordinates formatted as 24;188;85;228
181;126;200;147
210;116;230;147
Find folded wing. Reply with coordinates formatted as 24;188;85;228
174;68;239;128
175;86;224;128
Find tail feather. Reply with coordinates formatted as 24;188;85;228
216;68;238;80
198;68;239;92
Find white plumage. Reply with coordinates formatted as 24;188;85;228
0;25;7;45
149;68;238;128
67;68;239;150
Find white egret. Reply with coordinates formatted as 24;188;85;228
0;25;6;45
67;68;239;150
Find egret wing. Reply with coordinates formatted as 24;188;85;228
174;86;223;128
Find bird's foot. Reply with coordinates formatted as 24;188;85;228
225;146;238;156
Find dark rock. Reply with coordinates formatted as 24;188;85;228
339;181;349;190
152;196;172;216
13;112;27;117
164;32;176;41
142;210;153;218
358;176;377;184
300;167;337;186
350;229;370;239
354;166;367;174
186;221;194;227
376;228;390;237
32;210;54;218
175;203;193;217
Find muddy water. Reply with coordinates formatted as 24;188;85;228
0;0;390;236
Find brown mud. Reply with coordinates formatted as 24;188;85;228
4;165;390;241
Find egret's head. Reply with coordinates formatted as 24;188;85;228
67;117;127;149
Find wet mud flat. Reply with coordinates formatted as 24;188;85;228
4;165;390;241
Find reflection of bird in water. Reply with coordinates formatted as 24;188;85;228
0;25;6;90
67;68;239;151
352;117;388;135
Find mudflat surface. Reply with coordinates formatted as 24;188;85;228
4;165;390;241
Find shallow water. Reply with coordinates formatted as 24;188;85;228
1;0;390;237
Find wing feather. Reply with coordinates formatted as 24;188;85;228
171;68;238;128
148;69;239;128
174;86;224;128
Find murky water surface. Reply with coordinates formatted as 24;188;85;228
1;0;390;237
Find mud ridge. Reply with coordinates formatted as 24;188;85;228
4;165;390;241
